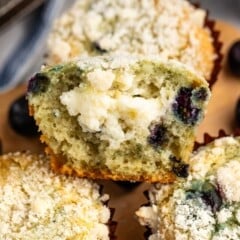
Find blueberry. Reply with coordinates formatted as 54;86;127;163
27;73;50;94
170;155;181;163
8;95;39;137
172;87;201;125
192;87;208;101
235;98;240;128
186;181;222;213
92;42;108;54
147;123;167;148
172;162;189;178
170;156;189;178
228;40;240;76
201;182;222;213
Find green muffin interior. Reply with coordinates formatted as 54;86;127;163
28;56;210;180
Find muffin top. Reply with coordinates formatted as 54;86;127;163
47;0;215;80
0;152;110;240
137;136;240;240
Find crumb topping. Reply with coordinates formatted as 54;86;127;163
0;152;110;240
190;136;240;179
136;206;158;231
174;195;215;239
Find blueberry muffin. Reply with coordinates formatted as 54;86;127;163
136;136;240;239
28;55;210;183
47;0;217;81
0;152;111;240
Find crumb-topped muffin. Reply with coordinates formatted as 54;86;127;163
28;55;210;183
136;136;240;239
47;0;216;80
0;152;111;240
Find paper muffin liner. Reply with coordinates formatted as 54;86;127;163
193;129;228;150
193;129;240;151
196;3;223;89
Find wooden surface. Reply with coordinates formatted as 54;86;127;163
0;20;240;240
